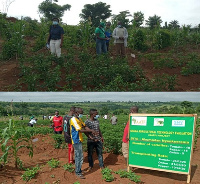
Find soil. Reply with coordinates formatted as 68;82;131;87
0;37;200;91
0;134;200;184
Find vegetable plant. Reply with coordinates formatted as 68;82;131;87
21;165;40;181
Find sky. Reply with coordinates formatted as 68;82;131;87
0;92;199;102
1;0;200;27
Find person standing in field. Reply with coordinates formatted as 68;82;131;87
52;110;63;134
122;106;139;166
105;22;112;51
95;22;108;55
85;109;104;172
70;107;96;179
110;114;117;125
47;17;64;57
63;106;75;164
112;21;128;57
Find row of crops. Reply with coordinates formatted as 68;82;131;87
0;14;200;91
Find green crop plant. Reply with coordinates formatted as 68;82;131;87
52;134;64;149
101;167;115;182
115;169;141;183
47;158;60;168
21;165;40;181
63;163;75;172
0;119;33;168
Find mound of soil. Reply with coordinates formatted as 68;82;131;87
0;134;199;184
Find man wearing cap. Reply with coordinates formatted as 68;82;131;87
95;22;108;55
47;17;64;57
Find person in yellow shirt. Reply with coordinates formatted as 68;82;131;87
70;107;96;179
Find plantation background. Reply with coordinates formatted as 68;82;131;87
0;13;200;91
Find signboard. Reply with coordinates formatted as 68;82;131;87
128;114;197;183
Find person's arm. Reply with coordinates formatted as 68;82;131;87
112;28;119;39
124;28;128;39
60;34;63;47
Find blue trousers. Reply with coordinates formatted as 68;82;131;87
96;39;107;55
73;142;83;175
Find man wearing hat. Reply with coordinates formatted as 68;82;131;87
95;22;108;55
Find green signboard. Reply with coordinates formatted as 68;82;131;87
129;114;196;175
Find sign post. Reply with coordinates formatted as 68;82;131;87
128;114;197;183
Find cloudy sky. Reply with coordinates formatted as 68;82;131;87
1;0;200;27
0;92;199;102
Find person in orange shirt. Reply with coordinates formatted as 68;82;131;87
122;106;138;165
52;110;63;134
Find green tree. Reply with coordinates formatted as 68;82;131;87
168;20;180;29
145;14;162;29
38;0;71;21
132;11;144;27
79;2;111;27
112;10;132;28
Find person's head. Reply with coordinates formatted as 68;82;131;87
75;107;83;118
52;18;59;25
69;106;75;114
55;110;59;116
100;22;105;28
130;106;139;113
117;21;123;28
106;22;111;28
89;109;99;120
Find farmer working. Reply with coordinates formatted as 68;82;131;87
47;17;64;57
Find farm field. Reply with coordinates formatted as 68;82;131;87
1;15;200;91
0;113;200;184
0;134;200;184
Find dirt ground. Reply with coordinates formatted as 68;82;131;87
0;133;199;184
0;38;200;91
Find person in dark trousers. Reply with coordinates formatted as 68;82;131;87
47;17;64;57
85;109;104;172
63;106;75;164
105;22;112;51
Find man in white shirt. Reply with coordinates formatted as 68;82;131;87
28;118;37;127
112;21;128;57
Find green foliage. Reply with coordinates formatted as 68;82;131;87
21;165;40;181
63;163;75;172
51;134;64;149
112;10;132;28
80;2;112;27
1;20;26;60
115;169;141;183
131;29;148;51
38;0;71;21
47;158;60;168
101;167;115;182
0;119;33;168
153;29;171;50
132;11;144;28
146;15;162;29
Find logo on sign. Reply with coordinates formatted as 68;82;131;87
172;120;185;127
132;117;147;126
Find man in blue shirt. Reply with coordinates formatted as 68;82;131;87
47;18;64;57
